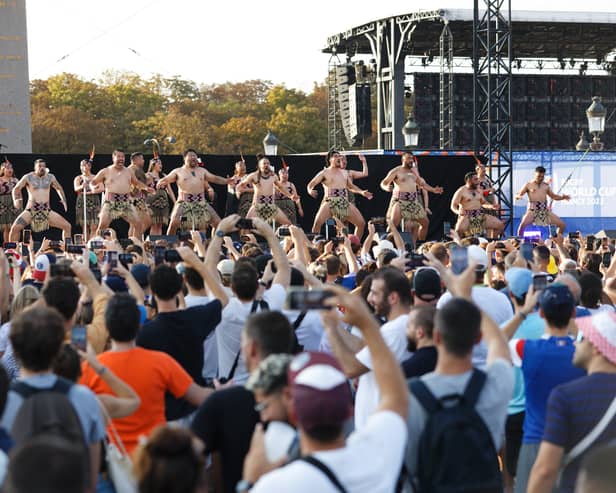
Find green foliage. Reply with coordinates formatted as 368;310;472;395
30;73;330;155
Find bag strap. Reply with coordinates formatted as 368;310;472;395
293;310;307;331
462;369;487;408
564;395;616;466
301;456;348;493
410;378;441;414
11;376;73;399
97;396;131;460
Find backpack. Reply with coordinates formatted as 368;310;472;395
10;377;91;486
409;369;502;493
291;310;307;354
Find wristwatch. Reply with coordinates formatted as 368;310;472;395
216;229;225;238
236;479;253;492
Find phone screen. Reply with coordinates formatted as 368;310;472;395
520;242;534;262
71;326;87;352
532;274;548;292
74;234;84;245
286;289;334;310
603;251;612;268
106;251;118;269
450;245;468;275
154;245;165;265
23;230;31;243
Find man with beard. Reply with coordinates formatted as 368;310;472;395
381;152;444;242
515;166;570;237
92;149;153;236
157;149;231;234
242;156;297;225
402;305;437;379
307;150;373;239
451;171;504;238
323;266;411;429
9;159;71;241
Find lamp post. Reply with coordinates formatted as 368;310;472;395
586;96;606;151
402;114;420;148
575;130;589;151
263;130;280;156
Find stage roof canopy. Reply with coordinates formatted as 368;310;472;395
324;9;616;61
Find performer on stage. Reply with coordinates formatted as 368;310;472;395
340;153;368;206
307;150;373;239
380;152;443;242
476;161;500;239
275;164;303;225
242;157;296;225
225;160;247;216
91;149;152;236
128;152;151;237
73;159;103;239
450;171;504;238
9;159;71;241
0;159;20;243
146;157;176;236
515;165;570;237
156;149;230;234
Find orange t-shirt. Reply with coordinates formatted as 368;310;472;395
79;347;193;453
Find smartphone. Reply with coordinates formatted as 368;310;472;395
119;253;133;266
164;249;182;263
407;253;427;269
91;268;102;283
105;251;118;269
450;245;468;275
3;242;16;249
568;232;580;240
236;218;254;230
277;227;291;237
22;229;31;243
520;242;534;262
74;234;84;245
90;240;103;250
64;237;73;247
103;229;113;238
154;245;165;265
603;251;612;268
70;326;87;352
66;245;84;254
549;224;557;238
586;235;595;251
177;230;191;242
49;240;62;249
532;273;548;292
443;221;451;238
286;288;334;310
50;263;74;277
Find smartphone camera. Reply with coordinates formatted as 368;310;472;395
50;263;74;278
66;245;84;254
236;218;254;230
22;230;31;243
286;288;334;311
90;240;103;250
177;230;191;242
520;242;534;262
532;273;548;292
105;251;118;270
603;251;612;268
70;326;87;352
450;245;468;275
3;242;17;250
277;227;291;237
164;249;182;263
119;253;133;266
154;245;165;265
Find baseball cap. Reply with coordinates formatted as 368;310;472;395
32;253;56;282
217;259;235;277
130;264;151;288
576;312;616;365
412;267;442;302
505;267;533;298
104;274;128;293
539;283;575;316
373;239;396;258
348;235;361;246
288;352;352;432
467;245;488;270
246;354;293;394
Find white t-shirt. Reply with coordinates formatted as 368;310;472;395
252;411;408;493
283;309;325;352
437;286;513;369
216;283;286;385
354;314;410;429
184;294;210;308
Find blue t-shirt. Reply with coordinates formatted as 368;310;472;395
543;373;616;493
517;337;586;443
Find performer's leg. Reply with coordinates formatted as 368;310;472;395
347;204;366;239
388;202;402;230
417;217;430;241
517;211;534;237
166;203;183;235
455;216;470;238
485;215;505;238
47;211;72;242
246;206;258;219
208;205;221;229
272;208;291;226
126;208;143;238
150;223;162;236
311;203;331;234
9;212;31;242
547;212;566;236
97;205;112;235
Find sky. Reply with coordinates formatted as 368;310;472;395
26;0;616;93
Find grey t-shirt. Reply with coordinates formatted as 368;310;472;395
405;358;514;475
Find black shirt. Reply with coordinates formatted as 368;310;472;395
402;346;438;379
191;386;259;493
136;300;222;420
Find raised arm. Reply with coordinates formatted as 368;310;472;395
546;186;570;201
156;169;178;188
11;174;28;209
178;245;229;308
206;215;240;301
252;218;290;288
417;176;444;195
51;175;68;211
204;169;232;186
380;168;397;192
349;154;369;179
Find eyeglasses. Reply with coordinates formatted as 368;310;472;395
254;400;271;413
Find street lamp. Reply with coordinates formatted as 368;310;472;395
586;96;606;151
575;130;589;151
402;114;420;148
263;130;280;156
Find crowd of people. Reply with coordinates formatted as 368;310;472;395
0;148;615;493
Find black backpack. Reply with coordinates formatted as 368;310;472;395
10;377;91;487
409;369;502;493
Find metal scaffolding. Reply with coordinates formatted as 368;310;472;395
327;53;343;150
439;22;454;149
473;0;513;234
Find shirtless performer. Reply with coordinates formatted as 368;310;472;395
91;149;153;236
380;152;444;241
156;149;231;234
9;159;71;241
74;159;103;239
241;157;297;225
307;150;373;239
515;165;570;237
450;171;504;238
340;153;368;206
128;152;151;237
476;161;500;238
